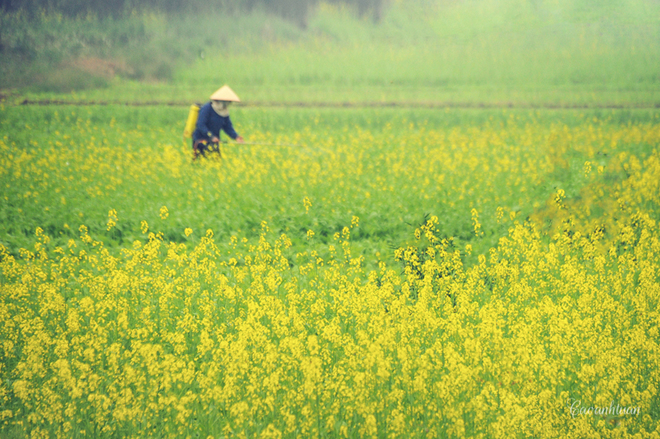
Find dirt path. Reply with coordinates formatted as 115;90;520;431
7;98;660;109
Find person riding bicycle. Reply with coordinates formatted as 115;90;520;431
192;85;244;159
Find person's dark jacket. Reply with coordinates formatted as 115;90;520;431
192;102;239;143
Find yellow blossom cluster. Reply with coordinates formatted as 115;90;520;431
1;107;659;437
2;156;660;437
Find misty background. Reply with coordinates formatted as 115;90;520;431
1;0;658;105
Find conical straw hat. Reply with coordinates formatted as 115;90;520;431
210;85;240;102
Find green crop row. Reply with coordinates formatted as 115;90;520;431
2;104;658;270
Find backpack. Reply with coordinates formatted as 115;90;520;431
183;103;201;140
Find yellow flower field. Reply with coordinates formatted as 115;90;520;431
1;107;659;438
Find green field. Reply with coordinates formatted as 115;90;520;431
1;1;660;438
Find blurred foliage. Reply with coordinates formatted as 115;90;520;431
0;0;388;26
1;0;658;102
0;0;389;91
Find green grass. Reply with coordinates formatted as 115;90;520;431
2;104;658;271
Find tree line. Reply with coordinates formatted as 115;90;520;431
0;0;389;26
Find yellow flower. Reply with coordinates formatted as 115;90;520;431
303;196;312;213
107;209;118;231
554;189;565;208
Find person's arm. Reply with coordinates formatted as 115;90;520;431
222;117;243;142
